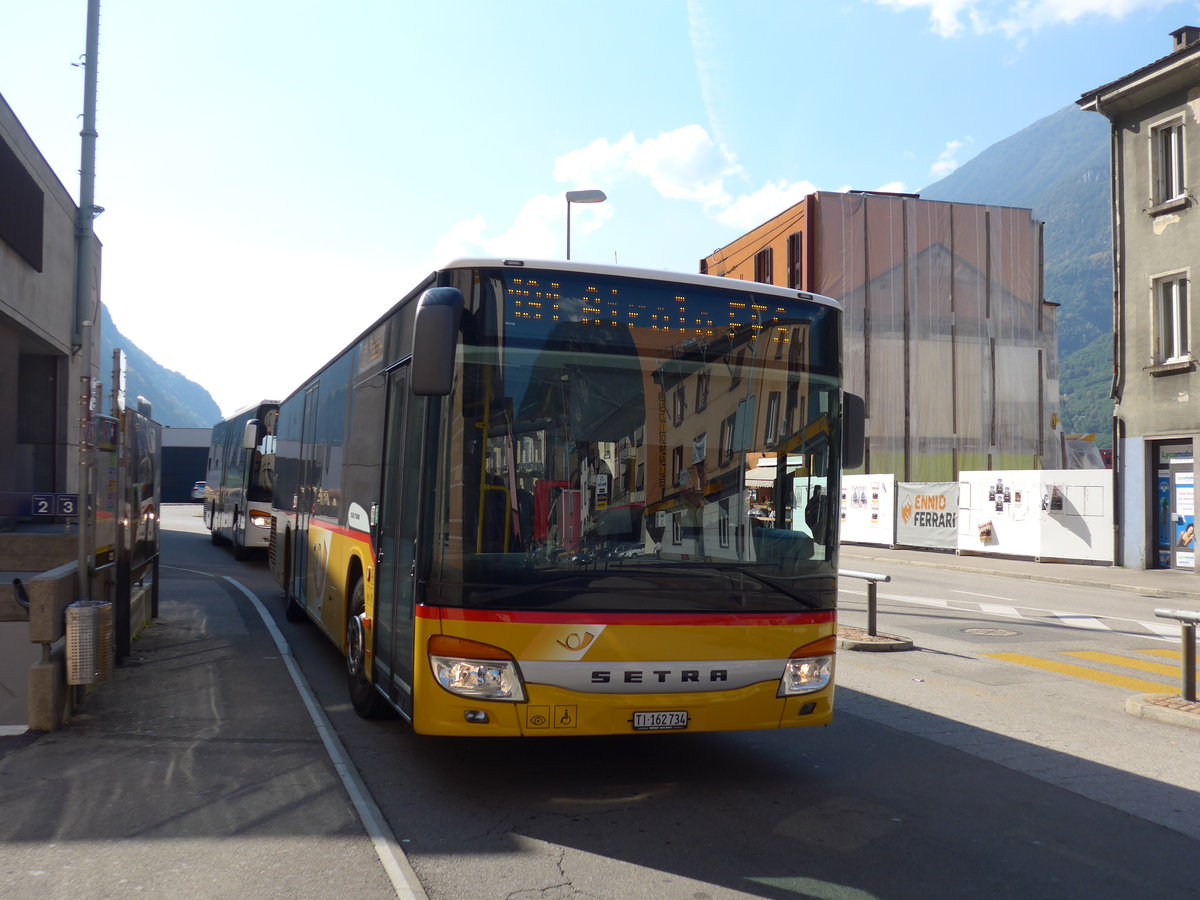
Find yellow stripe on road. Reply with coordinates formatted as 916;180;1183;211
984;653;1174;693
1139;649;1183;659
1062;651;1198;681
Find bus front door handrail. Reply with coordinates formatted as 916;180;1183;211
1155;608;1199;703
838;569;891;637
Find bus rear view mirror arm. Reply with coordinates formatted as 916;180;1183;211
412;287;465;396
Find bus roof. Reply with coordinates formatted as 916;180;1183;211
438;258;844;312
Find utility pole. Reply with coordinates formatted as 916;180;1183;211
74;0;101;602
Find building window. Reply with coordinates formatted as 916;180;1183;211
672;388;686;426
719;499;730;548
1153;118;1185;206
719;413;737;466
728;349;745;389
754;248;773;284
765;392;781;445
1156;273;1190;363
695;369;709;413
787;232;803;289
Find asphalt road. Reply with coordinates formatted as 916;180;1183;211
165;504;1200;899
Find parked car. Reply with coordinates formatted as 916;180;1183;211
191;481;207;501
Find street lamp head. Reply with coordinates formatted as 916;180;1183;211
565;190;607;260
565;189;607;204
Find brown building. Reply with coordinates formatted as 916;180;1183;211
700;190;1061;481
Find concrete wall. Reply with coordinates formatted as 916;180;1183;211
0;91;100;502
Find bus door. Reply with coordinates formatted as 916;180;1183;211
294;383;320;611
372;364;424;716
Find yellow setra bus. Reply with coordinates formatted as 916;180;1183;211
268;258;863;736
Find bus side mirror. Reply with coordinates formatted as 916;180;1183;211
412;287;465;396
243;419;260;450
842;392;865;470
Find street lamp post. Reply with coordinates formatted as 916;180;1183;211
565;189;606;260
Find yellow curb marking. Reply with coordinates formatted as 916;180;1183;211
984;652;1174;693
1062;651;1198;681
1138;648;1182;659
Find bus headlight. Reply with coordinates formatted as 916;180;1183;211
249;513;272;528
429;635;526;702
778;636;836;696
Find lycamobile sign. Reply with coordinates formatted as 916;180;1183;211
896;482;958;549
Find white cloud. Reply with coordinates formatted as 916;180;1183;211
930;138;972;177
554;124;742;207
434;124;748;264
716;179;817;230
434;192;615;263
872;0;1180;38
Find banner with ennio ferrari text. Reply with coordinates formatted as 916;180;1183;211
896;482;959;549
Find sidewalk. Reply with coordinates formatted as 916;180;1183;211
0;565;414;899
840;542;1200;603
839;543;1200;731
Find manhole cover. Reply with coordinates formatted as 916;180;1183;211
963;627;1019;636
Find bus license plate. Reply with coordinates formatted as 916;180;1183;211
633;711;688;731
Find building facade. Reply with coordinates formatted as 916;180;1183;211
0;92;100;524
1079;26;1200;571
700;190;1061;483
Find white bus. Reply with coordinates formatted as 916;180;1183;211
204;400;278;559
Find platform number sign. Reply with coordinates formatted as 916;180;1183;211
31;493;79;518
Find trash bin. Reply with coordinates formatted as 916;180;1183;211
66;600;113;685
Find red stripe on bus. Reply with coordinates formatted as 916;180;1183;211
417;607;835;626
306;520;374;547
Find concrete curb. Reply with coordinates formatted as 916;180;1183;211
1125;694;1200;731
838;635;915;652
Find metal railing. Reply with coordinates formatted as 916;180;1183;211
1155;608;1199;703
839;569;892;636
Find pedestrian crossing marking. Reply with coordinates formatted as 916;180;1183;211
1051;612;1110;631
979;603;1021;618
983;653;1173;693
1060;651;1197;681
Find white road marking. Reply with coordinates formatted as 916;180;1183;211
1052;612;1112;631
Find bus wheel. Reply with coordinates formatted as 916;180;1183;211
346;578;389;719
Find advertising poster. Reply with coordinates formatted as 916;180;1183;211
1157;475;1172;568
839;474;894;545
1175;471;1195;569
896;482;958;549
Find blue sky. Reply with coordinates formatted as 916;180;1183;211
3;0;1198;416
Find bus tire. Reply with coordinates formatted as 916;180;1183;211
347;577;389;719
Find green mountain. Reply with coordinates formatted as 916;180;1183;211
100;304;221;427
920;104;1114;445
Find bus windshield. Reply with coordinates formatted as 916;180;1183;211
429;267;843;614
